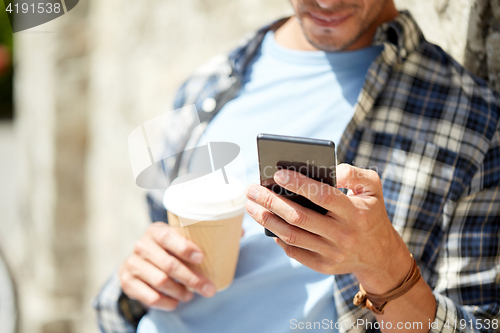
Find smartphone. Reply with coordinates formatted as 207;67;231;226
257;134;336;237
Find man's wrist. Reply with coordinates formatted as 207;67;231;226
118;292;148;328
355;233;412;295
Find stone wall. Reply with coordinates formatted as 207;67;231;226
8;1;498;333
464;0;500;91
394;0;474;63
12;1;89;332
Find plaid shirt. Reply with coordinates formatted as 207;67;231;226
93;11;500;333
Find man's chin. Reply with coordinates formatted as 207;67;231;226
300;22;357;52
304;33;353;52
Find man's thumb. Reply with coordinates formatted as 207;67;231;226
336;163;381;195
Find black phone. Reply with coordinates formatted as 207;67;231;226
257;134;336;237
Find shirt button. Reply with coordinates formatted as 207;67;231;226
202;97;217;113
400;48;408;58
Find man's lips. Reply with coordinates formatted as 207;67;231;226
307;11;353;28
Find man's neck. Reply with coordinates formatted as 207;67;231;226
275;17;318;52
275;4;399;52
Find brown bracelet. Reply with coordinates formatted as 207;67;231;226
353;254;421;315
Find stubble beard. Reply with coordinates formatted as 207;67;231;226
294;0;388;52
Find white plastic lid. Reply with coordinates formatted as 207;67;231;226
163;172;246;222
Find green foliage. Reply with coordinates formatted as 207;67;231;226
0;0;13;51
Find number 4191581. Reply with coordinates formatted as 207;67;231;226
6;2;62;14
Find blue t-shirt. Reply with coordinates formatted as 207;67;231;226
138;31;383;333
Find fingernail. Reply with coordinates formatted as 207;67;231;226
190;252;203;264
202;283;216;297
246;186;260;200
275;170;290;184
246;201;257;216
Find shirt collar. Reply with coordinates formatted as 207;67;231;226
373;10;425;60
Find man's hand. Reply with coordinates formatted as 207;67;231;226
245;163;412;294
119;222;217;311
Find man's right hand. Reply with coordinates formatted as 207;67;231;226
119;222;217;311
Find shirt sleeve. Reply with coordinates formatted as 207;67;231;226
92;271;139;333
430;122;500;333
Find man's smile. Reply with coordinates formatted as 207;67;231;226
307;11;354;28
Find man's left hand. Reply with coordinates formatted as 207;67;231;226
245;163;412;294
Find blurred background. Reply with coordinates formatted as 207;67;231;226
0;0;498;332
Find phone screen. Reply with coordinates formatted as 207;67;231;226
257;134;336;236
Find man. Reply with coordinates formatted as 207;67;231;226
94;0;500;332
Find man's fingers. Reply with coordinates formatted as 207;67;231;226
245;200;331;252
265;169;352;215
273;237;328;274
120;271;180;311
246;184;338;234
149;223;204;265
271;165;380;211
134;236;176;275
160;258;216;298
334;163;381;195
141;238;216;297
141;225;216;297
126;254;193;302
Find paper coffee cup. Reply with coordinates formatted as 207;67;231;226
163;173;246;291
